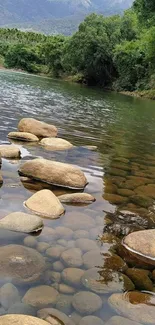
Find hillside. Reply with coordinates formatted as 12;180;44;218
0;0;133;34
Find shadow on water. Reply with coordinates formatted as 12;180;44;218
1;70;155;323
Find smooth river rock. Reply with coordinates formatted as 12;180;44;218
0;283;21;309
0;212;43;233
19;158;87;189
62;213;95;230
72;291;102;315
40;137;73;150
58;193;95;204
37;308;75;325
0;315;49;325
8;131;39;142
0;244;45;284
123;229;155;265
108;291;155;324
61;248;83;267
0;145;20;158
22;285;59;308
18;118;58;137
62;268;84;287
25;189;65;218
82;267;135;293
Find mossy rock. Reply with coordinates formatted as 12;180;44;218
130;195;153;208
117;189;134;197
111;163;131;172
125;268;153;291
103;193;128;205
108;168;128;177
135;184;155;199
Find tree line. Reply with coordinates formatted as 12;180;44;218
0;0;155;93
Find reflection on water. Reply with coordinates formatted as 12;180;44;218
1;70;155;323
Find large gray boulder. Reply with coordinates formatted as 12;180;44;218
18;118;58;137
19;158;88;190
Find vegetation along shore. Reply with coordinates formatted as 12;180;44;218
0;0;155;99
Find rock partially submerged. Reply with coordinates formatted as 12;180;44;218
8;132;39;142
123;229;155;265
58;193;95;204
108;291;155;324
37;308;75;325
18;118;58;137
72;291;102;315
0;315;49;325
19;158;88;190
0;145;20;158
0;212;43;233
0;244;45;284
105;316;142;325
25;189;65;218
40;137;73;150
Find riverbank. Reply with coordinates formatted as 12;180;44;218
1;65;155;101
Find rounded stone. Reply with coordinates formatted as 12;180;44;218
108;291;155;324
123;229;155;266
73;230;89;240
0;212;43;233
0;315;50;325
70;312;82;325
37;308;75;325
125;268;153;290
56;294;72;314
55;227;73;240
72;291;102;315
58;193;95;204
8;302;36;316
18;118;58;137
46;245;65;260
8;131;39;142
103;254;127;272
53;261;64;272
83;250;103;269
23;236;38;248
37;242;50;253
79;316;104;325
40;137;73;150
82;268;135;294
0;145;21;159
25;189;65;219
58;283;76;294
62;268;84;287
62;213;95;231
0;244;45;284
57;239;68;247
22;285;59;308
61;248;83;267
0;283;21;309
75;238;98;252
19;158;87;190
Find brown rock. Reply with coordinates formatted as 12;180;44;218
0;145;20;158
40;138;73;150
37;308;75;325
125;268;153;291
18;118;58;137
109;291;155;324
0;244;45;284
22;285;59;308
62;268;84;287
58;193;95;204
25;189;65;218
103;193;128;205
8;131;39;142
0;315;49;325
123;229;155;266
72;291;102;315
19;158;87;190
61;248;83;267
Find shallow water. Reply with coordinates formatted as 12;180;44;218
1;70;155;324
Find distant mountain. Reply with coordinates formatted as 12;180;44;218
0;0;134;34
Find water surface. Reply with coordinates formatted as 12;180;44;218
1;70;155;324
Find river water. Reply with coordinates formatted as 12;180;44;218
1;70;155;324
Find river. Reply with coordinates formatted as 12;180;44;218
0;70;155;324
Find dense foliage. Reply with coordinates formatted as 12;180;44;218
0;0;155;94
